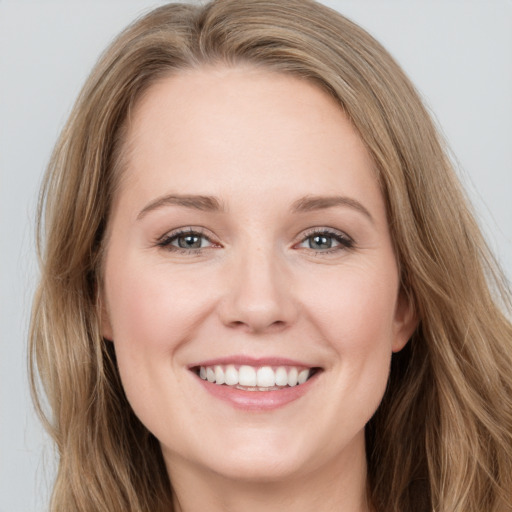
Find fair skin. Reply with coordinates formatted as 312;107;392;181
101;66;416;512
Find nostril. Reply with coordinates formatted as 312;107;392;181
226;319;288;333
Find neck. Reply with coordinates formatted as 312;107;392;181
165;437;371;512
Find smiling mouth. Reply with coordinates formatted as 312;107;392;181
192;364;321;391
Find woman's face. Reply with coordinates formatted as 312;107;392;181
101;66;415;483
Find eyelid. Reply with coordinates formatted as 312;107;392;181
299;226;352;239
293;226;355;252
155;226;221;252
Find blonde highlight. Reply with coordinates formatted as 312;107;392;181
30;1;512;511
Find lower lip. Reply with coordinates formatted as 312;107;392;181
195;373;320;411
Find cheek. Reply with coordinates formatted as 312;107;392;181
304;263;398;408
105;254;213;355
108;275;174;355
103;256;211;424
308;263;398;352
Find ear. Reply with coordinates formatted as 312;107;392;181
392;290;418;353
98;292;114;341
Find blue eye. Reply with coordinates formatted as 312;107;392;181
297;229;353;252
173;233;210;249
307;234;335;250
157;229;214;252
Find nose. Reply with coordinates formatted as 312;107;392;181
218;247;298;334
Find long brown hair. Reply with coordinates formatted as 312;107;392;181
30;1;512;510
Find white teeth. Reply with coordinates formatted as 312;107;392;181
214;365;225;385
297;369;309;385
256;366;275;387
275;366;288;386
288;367;298;387
197;364;315;389
239;365;257;386
224;364;239;385
206;367;216;383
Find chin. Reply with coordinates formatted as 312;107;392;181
208;451;309;483
195;426;338;483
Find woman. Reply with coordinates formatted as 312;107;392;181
30;0;512;511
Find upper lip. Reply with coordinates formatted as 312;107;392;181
188;355;319;369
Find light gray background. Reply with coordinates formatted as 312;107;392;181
1;1;511;510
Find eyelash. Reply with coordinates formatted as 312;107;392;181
296;228;354;255
156;228;216;255
155;227;355;255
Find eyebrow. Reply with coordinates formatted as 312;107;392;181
137;194;225;220
137;193;373;223
291;195;374;223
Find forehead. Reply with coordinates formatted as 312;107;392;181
117;65;383;220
